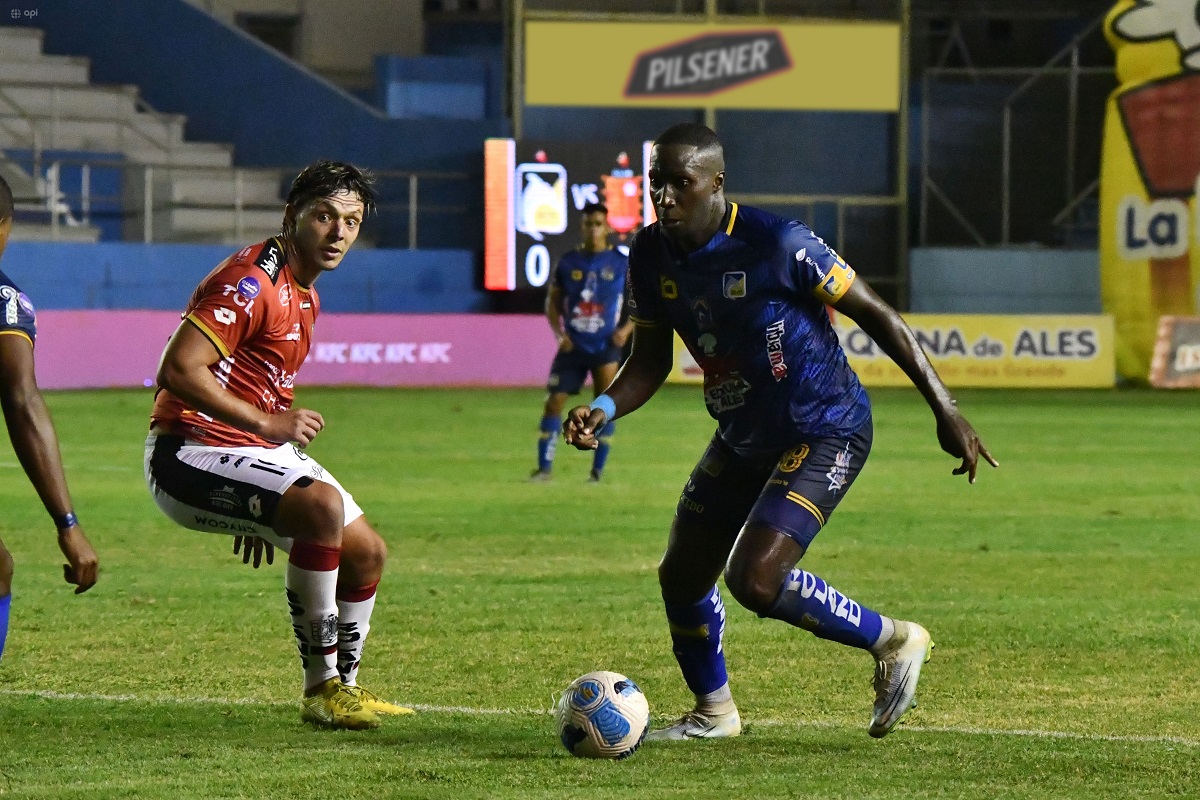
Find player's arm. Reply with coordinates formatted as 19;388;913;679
545;283;571;351
832;278;998;483
155;320;324;446
563;320;674;450
0;334;99;593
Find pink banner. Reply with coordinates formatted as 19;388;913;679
33;311;556;389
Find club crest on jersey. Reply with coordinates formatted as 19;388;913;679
278;284;292;308
692;296;713;329
765;319;788;381
601;266;614;281
236;276;260;299
254;239;284;284
722;271;746;299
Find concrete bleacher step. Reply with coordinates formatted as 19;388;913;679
0;26;49;62
10;222;101;243
161;168;284;206
0;83;140;119
154;207;283;235
0;56;89;85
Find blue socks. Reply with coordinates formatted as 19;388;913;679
664;586;729;695
536;415;560;472
592;420;615;476
0;593;10;662
765;568;884;650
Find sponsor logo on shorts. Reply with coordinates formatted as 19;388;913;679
826;444;852;493
248;494;262;518
207;485;241;511
192;514;257;533
765;319;788;381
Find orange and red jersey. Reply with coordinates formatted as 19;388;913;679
151;237;320;447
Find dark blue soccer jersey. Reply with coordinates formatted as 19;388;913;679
553;247;629;355
627;203;871;456
0;268;37;347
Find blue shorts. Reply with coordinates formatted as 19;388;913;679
546;345;623;395
675;418;873;550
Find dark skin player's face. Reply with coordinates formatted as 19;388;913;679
648;143;726;252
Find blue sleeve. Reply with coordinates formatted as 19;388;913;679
625;231;668;326
782;221;857;303
0;280;37;346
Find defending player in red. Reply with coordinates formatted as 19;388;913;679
145;161;410;729
0;174;100;663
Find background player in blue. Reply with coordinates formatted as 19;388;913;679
531;201;633;482
565;123;998;741
0;175;100;662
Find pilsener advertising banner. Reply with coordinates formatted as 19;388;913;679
524;21;900;111
668;315;1115;388
1101;1;1200;381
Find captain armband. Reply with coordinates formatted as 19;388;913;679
812;257;857;304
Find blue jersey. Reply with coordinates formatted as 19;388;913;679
0;268;37;347
627;203;871;457
553;247;629;355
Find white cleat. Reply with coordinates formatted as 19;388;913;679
869;620;933;738
645;707;742;741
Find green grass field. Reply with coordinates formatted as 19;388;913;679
0;386;1197;799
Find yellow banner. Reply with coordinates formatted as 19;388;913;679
525;21;900;111
669;315;1114;388
1101;1;1200;381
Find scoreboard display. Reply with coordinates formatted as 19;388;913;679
485;138;654;290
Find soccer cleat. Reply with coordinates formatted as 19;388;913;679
644;707;742;741
869;620;933;738
529;468;553;483
342;684;416;716
587;469;602;483
300;678;381;730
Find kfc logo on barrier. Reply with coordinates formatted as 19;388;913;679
625;30;791;98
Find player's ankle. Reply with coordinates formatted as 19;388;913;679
304;676;339;697
695;683;736;716
868;617;899;657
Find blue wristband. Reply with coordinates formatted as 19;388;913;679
589;394;617;423
54;512;78;530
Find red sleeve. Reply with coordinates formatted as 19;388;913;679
185;264;269;358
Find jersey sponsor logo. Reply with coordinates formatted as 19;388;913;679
221;284;256;314
213;307;236;325
254;239;284;283
286;322;302;341
571;269;583;280
1;285;19;324
826;443;852;492
697;332;718;356
601;267;615;281
765;319;788;381
703;372;751;413
722;271;746;299
624;30;792;98
236;276;261;299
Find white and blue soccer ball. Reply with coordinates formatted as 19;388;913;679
555;670;650;759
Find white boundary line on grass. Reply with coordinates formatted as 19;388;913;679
3;688;1197;749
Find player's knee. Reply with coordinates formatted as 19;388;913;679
0;545;13;595
278;480;344;545
543;393;567;417
357;528;388;573
723;558;780;616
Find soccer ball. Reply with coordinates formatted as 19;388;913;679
555;670;650;759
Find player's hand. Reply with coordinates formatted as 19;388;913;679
261;407;325;447
233;535;274;568
935;404;998;484
57;525;98;594
563;404;606;450
557;336;575;353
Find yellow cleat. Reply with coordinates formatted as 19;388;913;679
342;683;416;716
300;678;381;730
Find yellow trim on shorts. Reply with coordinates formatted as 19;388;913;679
786;491;826;527
0;329;33;348
186;313;232;359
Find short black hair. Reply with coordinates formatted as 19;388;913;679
286;160;377;216
654;122;722;152
0;173;13;222
581;202;608;216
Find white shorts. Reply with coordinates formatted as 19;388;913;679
144;433;364;554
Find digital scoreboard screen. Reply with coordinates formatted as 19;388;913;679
485;138;654;290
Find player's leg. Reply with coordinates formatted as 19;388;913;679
329;512;413;716
0;539;12;662
648;436;773;741
723;420;933;738
587;358;621;481
533;390;570;481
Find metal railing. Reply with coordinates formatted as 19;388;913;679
5;156;471;249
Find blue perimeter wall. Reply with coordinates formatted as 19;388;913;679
3;243;488;313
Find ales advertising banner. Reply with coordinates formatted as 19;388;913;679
669;315;1115;388
524;21;900;111
1101;0;1200;381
